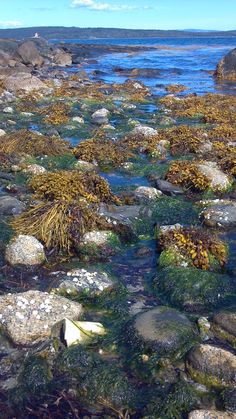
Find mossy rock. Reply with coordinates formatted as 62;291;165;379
152;196;198;226
55;344;95;379
154;267;235;312
124;306;198;380
211;310;236;349
158;248;189;268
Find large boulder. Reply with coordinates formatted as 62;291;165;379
16;41;44;66
0;290;83;346
5;235;45;266
53;50;72;66
215;47;236;81
187;344;236;388
3;72;46;92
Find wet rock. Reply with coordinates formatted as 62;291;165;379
189;410;236;419
0;195;26;215
22;164;47;175
197;161;232;191
134;186;162;201
55;268;114;297
91;108;109;125
128;306;198;359
131;124;158;137
215;47;236;80
211;311;236;348
16;355;52;397
201;202;236;229
17;41;44;66
0;290;83;346
5;235;45;266
154;267;234;312
3;72;46;92
0;129;6;136
187;344;236;388
155;178;184;195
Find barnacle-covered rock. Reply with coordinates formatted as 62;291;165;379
5;234;45;266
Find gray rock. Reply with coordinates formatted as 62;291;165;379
155;178;184;195
201;202;236;228
189;410;236;419
81;230;115;246
53;50;72;66
211;311;236;347
5;235;45;266
131;124;158;137
187;344;236;387
17;41;44;66
3;73;46;92
197;161;232;191
0;196;26;215
55;268;114;296
0;290;83;346
134;186;162;201
91;108;109;125
131;306;197;357
99;203;152;233
22;164;47;175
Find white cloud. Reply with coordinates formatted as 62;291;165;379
0;20;22;28
71;0;150;11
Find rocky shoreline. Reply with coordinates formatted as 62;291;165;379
0;37;235;418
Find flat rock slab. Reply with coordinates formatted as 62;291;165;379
0;290;83;346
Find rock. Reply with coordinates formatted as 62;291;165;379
211;311;236;348
201;202;236;229
17;41;44;66
159;116;176;126
91;108;110;125
81;230;114;246
0;129;6;136
154;267;234;312
74;159;97;171
187;344;236;388
131;124;158;137
197;161;232;191
3;106;13;113
215;47;236;80
128;306;198;360
22;164;47;175
134;186;162;201
0;196;26;215
53;50;72;66
0;290;83;346
72;116;84;124
189;410;236;419
5;235;45;266
222;388;236;413
55;268;114;296
155;178;184;195
52;318;106;346
3;73;46;92
78;230;120;259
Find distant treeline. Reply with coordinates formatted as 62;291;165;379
0;26;236;40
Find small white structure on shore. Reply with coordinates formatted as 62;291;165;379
33;32;39;38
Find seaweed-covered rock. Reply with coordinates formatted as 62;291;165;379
189;411;235;419
187;344;236;388
201;202;236;229
154;267;234;312
0;196;26;215
211;311;236;348
55;268;114;297
56;344;95;378
0;290;83;346
17;355;51;396
5;234;45;266
126;306;198;360
215;47;236;80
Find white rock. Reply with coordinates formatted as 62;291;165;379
134;186;162;201
22;164;46;175
3;106;13;114
0;128;6;136
197;161;232;191
5;235;45;266
72;116;84;124
81;230;113;246
91;108;110;125
132;124;158;137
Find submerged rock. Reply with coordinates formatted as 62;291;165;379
0;195;26;215
187;344;236;388
127;306;198;360
0;290;83;346
5;235;45;266
189;411;236;419
201;202;236;229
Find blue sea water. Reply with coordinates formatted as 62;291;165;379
58;36;236;95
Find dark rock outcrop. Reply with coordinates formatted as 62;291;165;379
215;47;236;80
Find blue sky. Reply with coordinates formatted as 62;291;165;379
0;0;236;30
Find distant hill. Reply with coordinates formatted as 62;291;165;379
0;26;236;40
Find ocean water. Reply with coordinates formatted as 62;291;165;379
59;36;236;95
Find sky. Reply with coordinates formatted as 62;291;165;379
0;0;236;31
